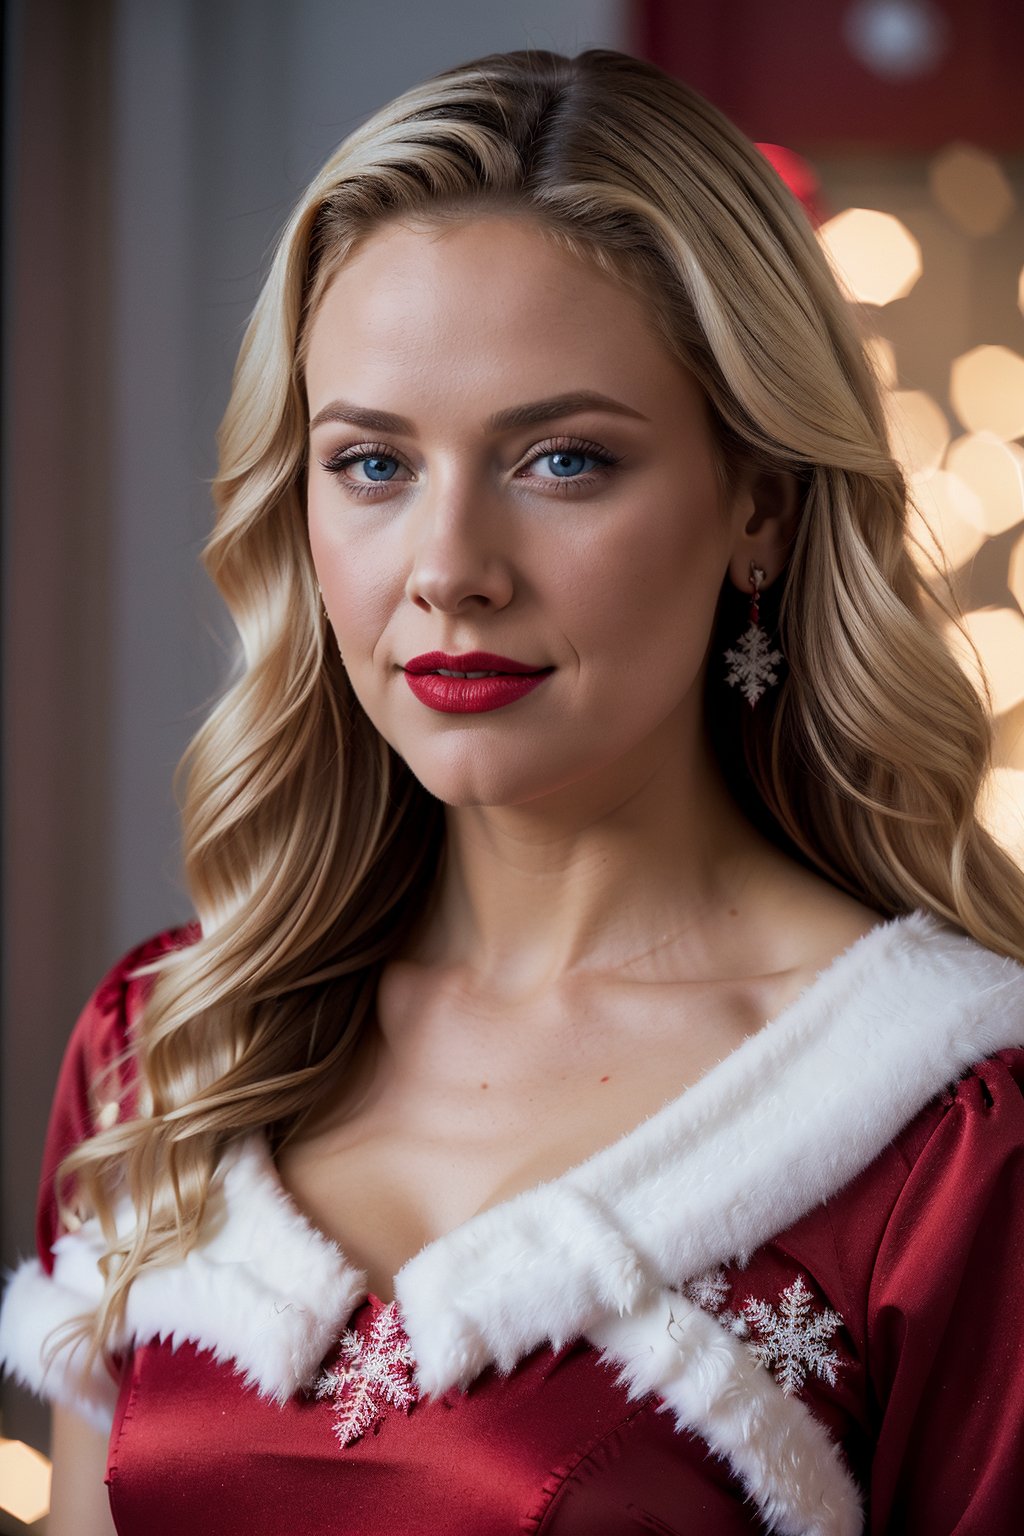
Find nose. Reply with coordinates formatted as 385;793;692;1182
403;475;515;615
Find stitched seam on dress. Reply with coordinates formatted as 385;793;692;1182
104;1353;140;1493
865;1086;965;1281
522;1396;663;1534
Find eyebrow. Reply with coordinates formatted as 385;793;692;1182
308;390;649;436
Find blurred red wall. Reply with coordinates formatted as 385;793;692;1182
631;0;1024;150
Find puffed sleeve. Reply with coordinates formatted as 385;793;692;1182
866;1047;1024;1533
0;928;195;1429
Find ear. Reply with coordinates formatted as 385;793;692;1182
725;468;802;594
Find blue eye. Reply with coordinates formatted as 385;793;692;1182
544;451;592;478
526;440;617;484
317;436;619;501
361;456;400;481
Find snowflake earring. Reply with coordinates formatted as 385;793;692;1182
723;562;783;708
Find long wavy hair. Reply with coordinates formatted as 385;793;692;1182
52;46;1024;1374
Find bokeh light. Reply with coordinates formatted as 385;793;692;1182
866;334;898;389
944;606;1024;715
928;144;1015;237
908;470;986;575
818;208;922;305
886;389;949;475
0;1438;51;1524
757;142;824;225
843;0;949;80
944;434;1024;536
950;345;1024;441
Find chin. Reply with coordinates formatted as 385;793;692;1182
398;738;615;812
403;762;543;810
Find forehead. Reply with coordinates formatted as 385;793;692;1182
313;212;653;328
302;214;701;426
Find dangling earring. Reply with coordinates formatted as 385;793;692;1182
724;562;783;707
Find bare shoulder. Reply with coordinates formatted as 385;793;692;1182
728;853;888;1024
798;876;884;947
757;859;887;971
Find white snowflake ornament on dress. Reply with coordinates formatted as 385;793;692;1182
315;1299;419;1447
740;1275;844;1397
680;1265;733;1314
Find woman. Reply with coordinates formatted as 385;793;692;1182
3;46;1023;1536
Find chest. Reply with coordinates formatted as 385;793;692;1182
273;963;802;1300
101;1201;873;1536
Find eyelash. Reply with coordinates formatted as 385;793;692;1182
316;436;622;500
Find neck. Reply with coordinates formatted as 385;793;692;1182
406;714;773;999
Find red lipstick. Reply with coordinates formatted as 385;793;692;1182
402;651;554;714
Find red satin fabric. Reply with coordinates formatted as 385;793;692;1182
33;933;1024;1533
105;1303;757;1534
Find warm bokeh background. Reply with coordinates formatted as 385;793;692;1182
2;2;1021;1523
637;0;1024;859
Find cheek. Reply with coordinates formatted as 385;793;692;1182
550;483;730;666
307;499;399;661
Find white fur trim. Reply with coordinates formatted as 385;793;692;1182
0;1136;365;1432
3;909;1023;1526
589;1290;863;1536
395;909;1024;1390
0;1257;118;1433
117;1137;365;1403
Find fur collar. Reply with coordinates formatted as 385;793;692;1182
396;908;1024;1390
4;908;1024;1527
0;1131;365;1430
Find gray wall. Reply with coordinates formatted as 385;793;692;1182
1;0;626;1453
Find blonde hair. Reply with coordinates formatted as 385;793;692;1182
53;47;1024;1374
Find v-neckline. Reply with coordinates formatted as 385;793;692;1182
30;902;1023;1419
265;909;904;1306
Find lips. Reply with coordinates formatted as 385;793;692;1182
403;651;549;677
401;652;554;714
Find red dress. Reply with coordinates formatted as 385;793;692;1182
3;912;1024;1534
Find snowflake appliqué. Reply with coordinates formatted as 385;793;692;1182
315;1300;419;1447
676;1267;846;1400
680;1264;733;1314
723;622;783;706
740;1275;844;1397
